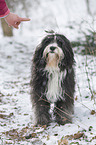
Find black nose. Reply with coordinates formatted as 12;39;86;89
50;46;56;51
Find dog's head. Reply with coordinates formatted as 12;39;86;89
33;33;74;71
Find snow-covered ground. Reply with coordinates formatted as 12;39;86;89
0;0;96;144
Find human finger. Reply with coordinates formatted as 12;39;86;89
12;22;21;29
19;17;30;22
12;23;19;29
15;22;21;26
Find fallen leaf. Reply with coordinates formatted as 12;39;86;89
73;132;84;139
58;138;68;145
91;110;96;115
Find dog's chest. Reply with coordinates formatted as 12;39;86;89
46;70;65;103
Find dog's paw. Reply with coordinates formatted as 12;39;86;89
36;114;50;126
56;116;72;125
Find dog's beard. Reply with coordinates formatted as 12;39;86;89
46;53;59;68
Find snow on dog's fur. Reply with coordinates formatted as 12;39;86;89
30;32;75;126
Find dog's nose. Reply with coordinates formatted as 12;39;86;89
50;46;56;51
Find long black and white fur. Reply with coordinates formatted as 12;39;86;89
30;32;75;126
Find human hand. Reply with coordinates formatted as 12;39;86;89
4;12;30;29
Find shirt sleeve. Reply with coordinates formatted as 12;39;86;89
0;0;10;18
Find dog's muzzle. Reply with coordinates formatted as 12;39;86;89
43;43;64;69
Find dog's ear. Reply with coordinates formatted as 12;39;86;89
33;35;54;69
63;42;74;68
56;34;75;69
33;46;46;68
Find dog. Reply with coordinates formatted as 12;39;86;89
30;32;75;126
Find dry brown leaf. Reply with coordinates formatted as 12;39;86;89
73;132;84;139
58;138;68;145
91;110;96;115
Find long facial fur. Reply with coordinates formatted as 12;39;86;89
32;34;74;70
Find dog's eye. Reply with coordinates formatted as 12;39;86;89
43;38;51;45
42;35;54;46
57;40;62;47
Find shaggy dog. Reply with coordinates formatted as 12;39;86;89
30;32;75;126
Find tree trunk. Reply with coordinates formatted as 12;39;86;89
1;18;13;37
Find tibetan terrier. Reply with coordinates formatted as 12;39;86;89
30;32;75;126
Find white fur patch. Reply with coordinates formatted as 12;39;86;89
43;42;64;59
43;42;66;103
46;69;67;103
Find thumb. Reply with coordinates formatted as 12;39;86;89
13;22;20;29
14;24;19;29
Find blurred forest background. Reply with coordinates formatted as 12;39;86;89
0;0;96;55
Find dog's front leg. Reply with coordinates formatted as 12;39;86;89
54;99;73;125
34;99;51;126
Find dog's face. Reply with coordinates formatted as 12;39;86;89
43;42;64;69
33;33;74;71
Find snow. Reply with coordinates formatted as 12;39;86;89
0;0;96;144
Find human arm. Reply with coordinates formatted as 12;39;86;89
0;0;30;29
0;0;10;17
